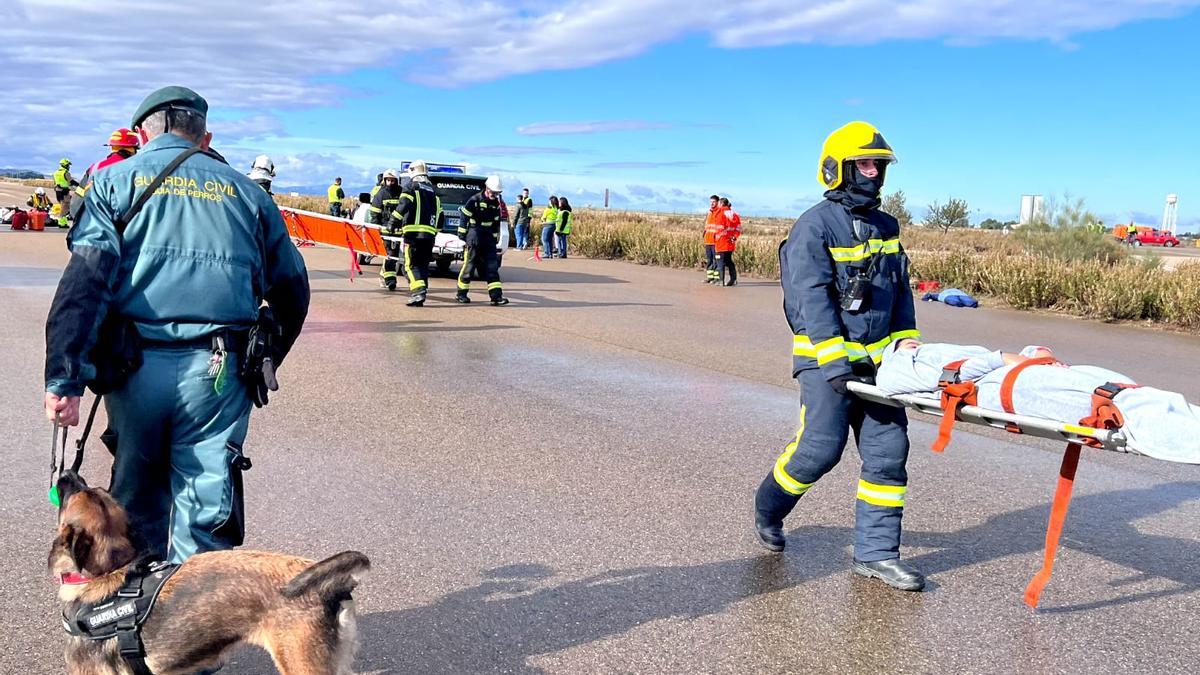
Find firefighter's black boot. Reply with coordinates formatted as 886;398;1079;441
754;473;800;552
852;558;926;592
490;296;509;306
407;292;426;307
456;292;471;304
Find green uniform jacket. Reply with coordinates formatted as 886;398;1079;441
45;133;310;397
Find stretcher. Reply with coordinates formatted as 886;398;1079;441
846;381;1129;609
278;207;388;278
847;382;1129;452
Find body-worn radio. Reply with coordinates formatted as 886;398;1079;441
841;266;870;312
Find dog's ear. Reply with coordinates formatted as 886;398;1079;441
65;524;93;573
61;490;138;576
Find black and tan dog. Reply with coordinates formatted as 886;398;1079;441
48;471;369;674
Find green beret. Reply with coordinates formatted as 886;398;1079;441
130;86;209;128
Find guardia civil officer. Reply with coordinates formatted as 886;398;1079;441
43;86;310;563
456;175;509;305
391;161;441;306
370;168;404;291
753;121;924;591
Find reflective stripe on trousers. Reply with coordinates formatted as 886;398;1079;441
769;368;911;561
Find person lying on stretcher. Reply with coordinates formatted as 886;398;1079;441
875;339;1200;464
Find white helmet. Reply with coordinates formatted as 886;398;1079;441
383;168;400;181
485;175;503;193
408;160;428;176
35;187;46;195
251;154;275;176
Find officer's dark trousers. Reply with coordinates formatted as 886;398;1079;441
540;224;556;257
381;234;402;284
704;245;717;281
717;251;737;284
329;202;342;218
458;244;503;300
755;367;910;562
106;347;253;563
404;237;433;295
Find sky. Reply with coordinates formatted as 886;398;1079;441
2;0;1198;231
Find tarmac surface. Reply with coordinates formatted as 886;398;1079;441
2;228;1199;674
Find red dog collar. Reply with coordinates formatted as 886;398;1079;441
59;572;91;585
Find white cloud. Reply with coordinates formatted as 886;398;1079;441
3;0;1196;205
590;161;706;169
453;145;577;156
517;120;680;135
713;0;1199;48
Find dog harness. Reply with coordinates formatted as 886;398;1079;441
61;559;180;675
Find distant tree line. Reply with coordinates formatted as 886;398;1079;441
0;169;46;179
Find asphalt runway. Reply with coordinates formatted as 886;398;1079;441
2;229;1199;674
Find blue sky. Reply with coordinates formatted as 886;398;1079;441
3;0;1198;230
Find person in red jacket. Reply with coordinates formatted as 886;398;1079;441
80;128;140;187
70;128;141;224
703;194;721;283
715;197;741;286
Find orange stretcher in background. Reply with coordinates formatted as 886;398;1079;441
278;206;387;257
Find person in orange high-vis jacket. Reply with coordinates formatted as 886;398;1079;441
715;197;741;286
703;194;721;283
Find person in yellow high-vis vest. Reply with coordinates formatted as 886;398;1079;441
328;177;345;217
53;158;77;227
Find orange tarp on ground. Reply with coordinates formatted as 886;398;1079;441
278;207;387;257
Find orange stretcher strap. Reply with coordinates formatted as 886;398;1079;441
999;356;1060;415
1023;441;1081;608
998;356;1060;433
1078;381;1139;446
932;360;976;453
1023;382;1141;607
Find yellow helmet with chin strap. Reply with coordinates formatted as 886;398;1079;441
817;121;897;190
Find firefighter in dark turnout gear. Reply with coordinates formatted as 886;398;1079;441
370;169;404;291
753;121;924;591
391;161;441;306
456;175;509;306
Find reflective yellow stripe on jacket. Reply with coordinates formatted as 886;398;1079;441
827;237;902;263
793;330;921;365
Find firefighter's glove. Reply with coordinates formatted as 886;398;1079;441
829;373;874;396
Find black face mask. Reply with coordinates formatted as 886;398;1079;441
826;160;886;211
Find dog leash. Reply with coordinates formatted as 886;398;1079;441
48;396;102;506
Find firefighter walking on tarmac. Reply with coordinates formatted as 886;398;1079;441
456;175;509;306
391;161;441;307
370;169;404;291
753;121;925;591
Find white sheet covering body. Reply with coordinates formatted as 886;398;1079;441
877;342;1200;464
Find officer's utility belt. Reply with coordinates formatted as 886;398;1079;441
142;329;247;353
62;559;180;675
